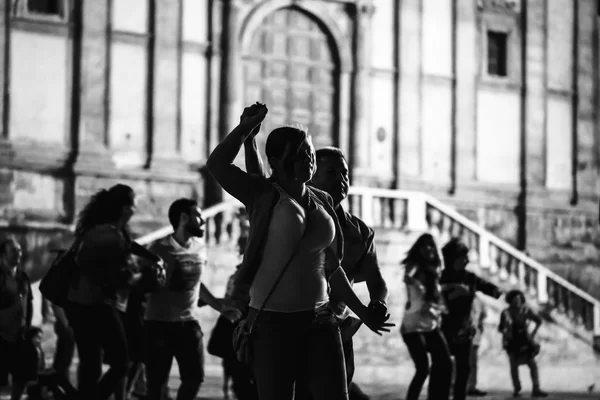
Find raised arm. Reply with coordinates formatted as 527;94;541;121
206;103;268;205
242;115;267;176
244;136;267;176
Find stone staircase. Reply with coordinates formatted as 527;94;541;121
136;187;600;394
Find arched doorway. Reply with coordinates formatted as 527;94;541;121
242;6;340;157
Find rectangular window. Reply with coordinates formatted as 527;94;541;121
27;0;62;16
487;31;508;77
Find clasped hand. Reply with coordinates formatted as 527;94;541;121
240;102;268;138
361;301;394;336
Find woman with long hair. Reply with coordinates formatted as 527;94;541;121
400;233;452;400
207;102;391;400
66;184;163;400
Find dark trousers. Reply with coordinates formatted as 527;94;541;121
145;320;205;400
67;302;129;400
27;371;78;400
295;316;366;400
467;344;480;391
250;307;348;400
402;329;453;400
448;339;473;400
222;355;258;400
53;319;76;380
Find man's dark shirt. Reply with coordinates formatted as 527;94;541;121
440;268;501;344
328;208;386;319
0;268;33;341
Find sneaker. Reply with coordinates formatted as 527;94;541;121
467;388;488;397
532;389;548;397
513;391;522;398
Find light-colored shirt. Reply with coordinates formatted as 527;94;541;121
250;188;336;312
145;235;206;322
401;266;444;333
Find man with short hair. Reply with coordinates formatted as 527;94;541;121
144;199;241;400
244;142;390;400
307;147;389;400
0;236;33;400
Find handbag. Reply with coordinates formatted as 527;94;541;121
207;315;236;358
232;239;303;366
39;241;80;308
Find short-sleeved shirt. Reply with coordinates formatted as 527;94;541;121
145;235;207;322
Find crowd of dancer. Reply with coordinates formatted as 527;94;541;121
0;101;549;400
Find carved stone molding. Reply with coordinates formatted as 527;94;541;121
477;0;520;15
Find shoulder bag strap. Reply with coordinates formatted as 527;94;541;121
247;184;305;332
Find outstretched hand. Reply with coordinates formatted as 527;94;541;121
240;102;268;137
221;305;243;323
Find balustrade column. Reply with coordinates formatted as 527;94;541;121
478;235;491;268
593;305;600;336
537;271;548;304
360;194;374;226
406;194;428;232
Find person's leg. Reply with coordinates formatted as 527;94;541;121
451;340;472;400
9;380;26;400
425;329;453;400
172;321;205;400
145;322;175;400
527;359;548;396
466;344;478;391
53;320;76;382
401;332;431;400
226;356;258;400
69;304;104;399
250;310;300;400
49;371;78;397
304;319;348;400
0;336;13;395
95;307;129;400
508;353;521;395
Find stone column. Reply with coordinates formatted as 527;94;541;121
524;0;547;187
207;0;241;207
74;0;112;173
218;0;241;141
0;0;7;140
575;0;598;200
149;0;185;171
454;0;478;182
350;2;375;185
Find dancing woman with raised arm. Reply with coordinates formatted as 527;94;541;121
400;234;453;400
206;103;390;400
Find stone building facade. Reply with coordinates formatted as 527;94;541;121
0;0;598;275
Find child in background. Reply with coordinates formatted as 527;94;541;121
498;290;548;398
